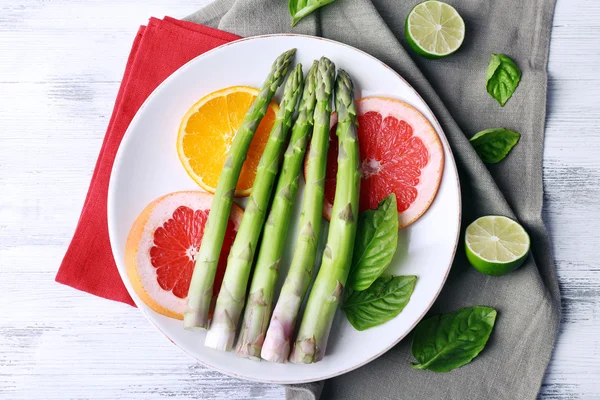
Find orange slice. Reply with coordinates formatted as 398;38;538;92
177;86;279;196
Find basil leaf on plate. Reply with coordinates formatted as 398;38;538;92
343;275;417;331
486;54;521;106
348;194;399;291
411;306;497;372
470;128;521;163
289;0;336;27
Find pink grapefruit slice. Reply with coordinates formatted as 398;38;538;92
317;96;444;229
125;191;243;319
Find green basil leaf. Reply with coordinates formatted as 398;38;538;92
411;306;497;372
469;128;520;163
486;54;521;107
343;275;417;331
347;194;399;291
289;0;336;26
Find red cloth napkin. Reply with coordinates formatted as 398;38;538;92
55;17;240;306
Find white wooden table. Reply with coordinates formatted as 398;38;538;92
1;1;598;399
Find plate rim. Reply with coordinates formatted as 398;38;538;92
107;33;462;384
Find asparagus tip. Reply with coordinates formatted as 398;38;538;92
335;69;357;123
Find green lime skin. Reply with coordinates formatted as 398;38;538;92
465;242;529;276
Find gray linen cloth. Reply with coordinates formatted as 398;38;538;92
185;1;560;399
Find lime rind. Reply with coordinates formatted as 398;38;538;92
406;1;465;59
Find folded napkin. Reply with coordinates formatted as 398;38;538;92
56;17;239;304
185;1;559;400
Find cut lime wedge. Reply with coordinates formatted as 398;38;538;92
465;216;530;276
405;1;465;59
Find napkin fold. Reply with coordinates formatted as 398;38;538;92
56;17;239;305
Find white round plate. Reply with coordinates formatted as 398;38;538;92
108;34;461;384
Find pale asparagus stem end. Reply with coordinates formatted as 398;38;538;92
260;317;291;363
235;289;267;359
204;311;236;351
289;336;317;364
261;287;303;362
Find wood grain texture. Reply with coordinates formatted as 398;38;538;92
0;0;598;399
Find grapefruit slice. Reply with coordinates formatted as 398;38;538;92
125;191;243;319
317;97;444;229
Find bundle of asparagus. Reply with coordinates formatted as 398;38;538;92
185;49;361;363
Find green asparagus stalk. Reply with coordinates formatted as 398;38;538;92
204;64;304;350
184;49;296;329
289;70;360;363
235;61;319;360
260;57;335;363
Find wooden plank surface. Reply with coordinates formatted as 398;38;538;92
1;0;599;399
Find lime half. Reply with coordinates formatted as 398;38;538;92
465;216;530;276
405;1;465;59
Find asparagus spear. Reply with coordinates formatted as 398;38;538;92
205;64;304;351
260;57;335;363
289;70;360;363
184;49;296;329
235;61;319;360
